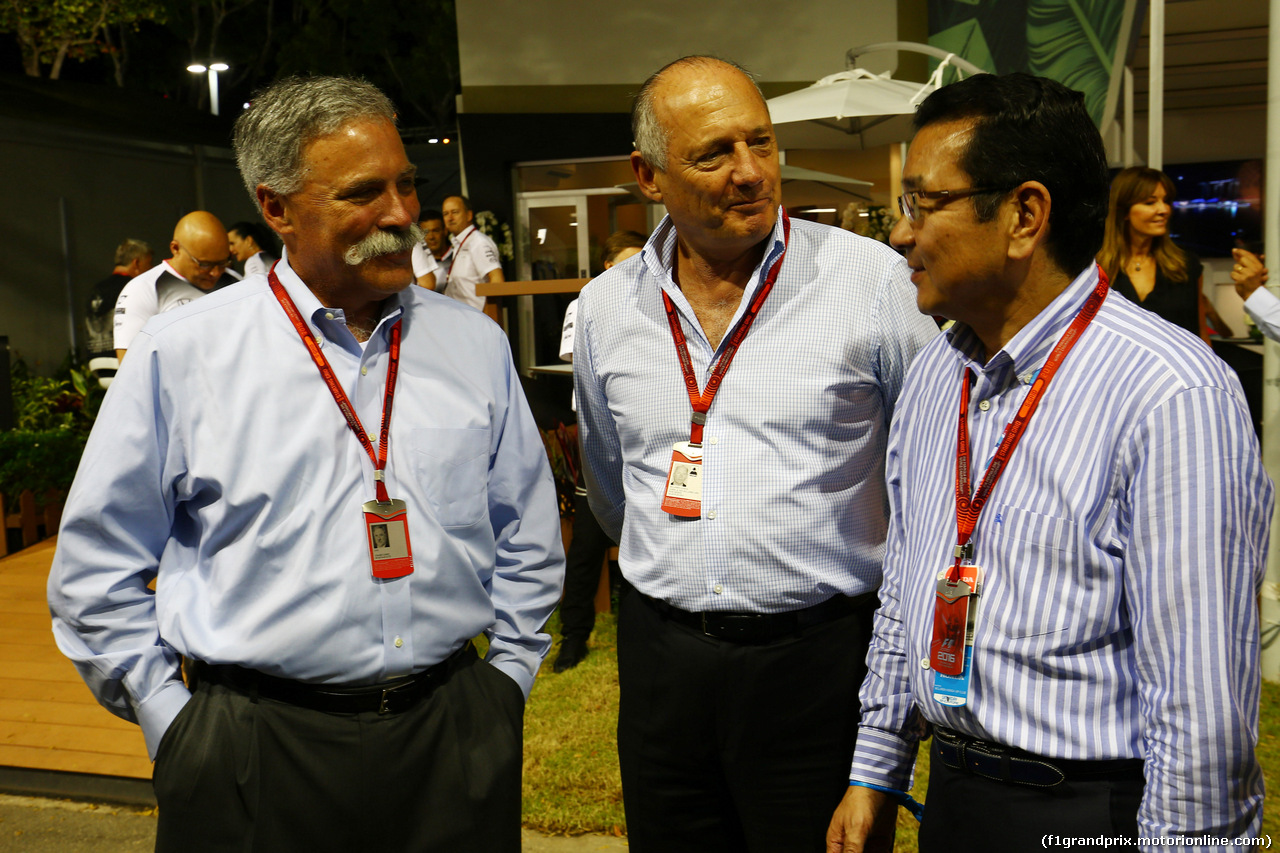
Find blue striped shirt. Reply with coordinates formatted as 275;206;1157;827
574;212;938;612
851;265;1271;844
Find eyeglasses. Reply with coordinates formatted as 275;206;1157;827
896;187;1012;223
176;242;233;271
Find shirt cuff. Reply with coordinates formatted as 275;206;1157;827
850;726;919;792
1243;286;1279;312
134;679;192;761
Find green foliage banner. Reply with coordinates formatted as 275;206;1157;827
929;0;1128;126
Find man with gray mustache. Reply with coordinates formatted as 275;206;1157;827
343;221;425;267
48;76;565;853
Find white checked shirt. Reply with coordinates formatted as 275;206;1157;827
574;212;939;613
852;265;1271;845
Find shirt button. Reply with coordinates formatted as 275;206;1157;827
707;509;717;520
710;437;719;445
978;400;991;412
920;657;931;669
325;312;335;321
713;584;723;594
361;366;368;376
394;636;403;648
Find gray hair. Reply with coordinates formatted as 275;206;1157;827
631;56;765;173
114;238;151;266
233;76;397;206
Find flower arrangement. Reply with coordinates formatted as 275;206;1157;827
474;210;514;261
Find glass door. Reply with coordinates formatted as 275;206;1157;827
512;196;589;372
522;197;590;281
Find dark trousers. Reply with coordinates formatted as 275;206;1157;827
558;490;615;641
616;586;876;853
918;737;1143;853
153;648;524;853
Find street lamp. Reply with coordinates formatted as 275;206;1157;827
187;61;229;116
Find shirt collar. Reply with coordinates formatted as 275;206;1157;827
161;259;190;284
945;264;1101;383
274;246;405;347
450;224;477;246
639;209;787;335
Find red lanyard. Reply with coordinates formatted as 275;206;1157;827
661;211;790;446
269;269;401;504
951;267;1110;576
443;228;475;286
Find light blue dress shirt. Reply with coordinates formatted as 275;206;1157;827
49;252;565;758
852;265;1271;844
574;212;938;613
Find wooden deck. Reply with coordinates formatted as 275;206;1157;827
0;538;151;780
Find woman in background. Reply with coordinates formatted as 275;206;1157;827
1098;166;1231;341
227;220;279;279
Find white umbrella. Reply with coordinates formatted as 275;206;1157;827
766;42;987;149
767;69;928;126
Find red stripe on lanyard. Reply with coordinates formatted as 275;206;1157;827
951;266;1111;577
269;267;400;504
661;211;791;447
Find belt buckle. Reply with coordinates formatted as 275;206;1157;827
377;680;415;715
701;612;711;637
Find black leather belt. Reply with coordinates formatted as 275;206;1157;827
192;643;473;715
636;589;876;644
934;726;1145;788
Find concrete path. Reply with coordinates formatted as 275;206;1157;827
0;794;628;852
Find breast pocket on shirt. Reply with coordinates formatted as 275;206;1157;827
986;505;1081;640
409;427;491;528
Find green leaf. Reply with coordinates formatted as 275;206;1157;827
1026;0;1126;125
930;19;998;77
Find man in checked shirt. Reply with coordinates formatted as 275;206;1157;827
828;73;1270;853
574;55;938;851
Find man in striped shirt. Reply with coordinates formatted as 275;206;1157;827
828;74;1270;853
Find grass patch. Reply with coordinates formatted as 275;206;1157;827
522;612;1278;851
522;610;626;836
1260;679;1280;842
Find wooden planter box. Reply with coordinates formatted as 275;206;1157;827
1;490;63;557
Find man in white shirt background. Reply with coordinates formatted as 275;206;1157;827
113;210;239;359
411;210;440;290
421;209;449;262
440;194;503;310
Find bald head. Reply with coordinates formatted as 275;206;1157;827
632;56;767;172
170;211;231;290
628;56;780;262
